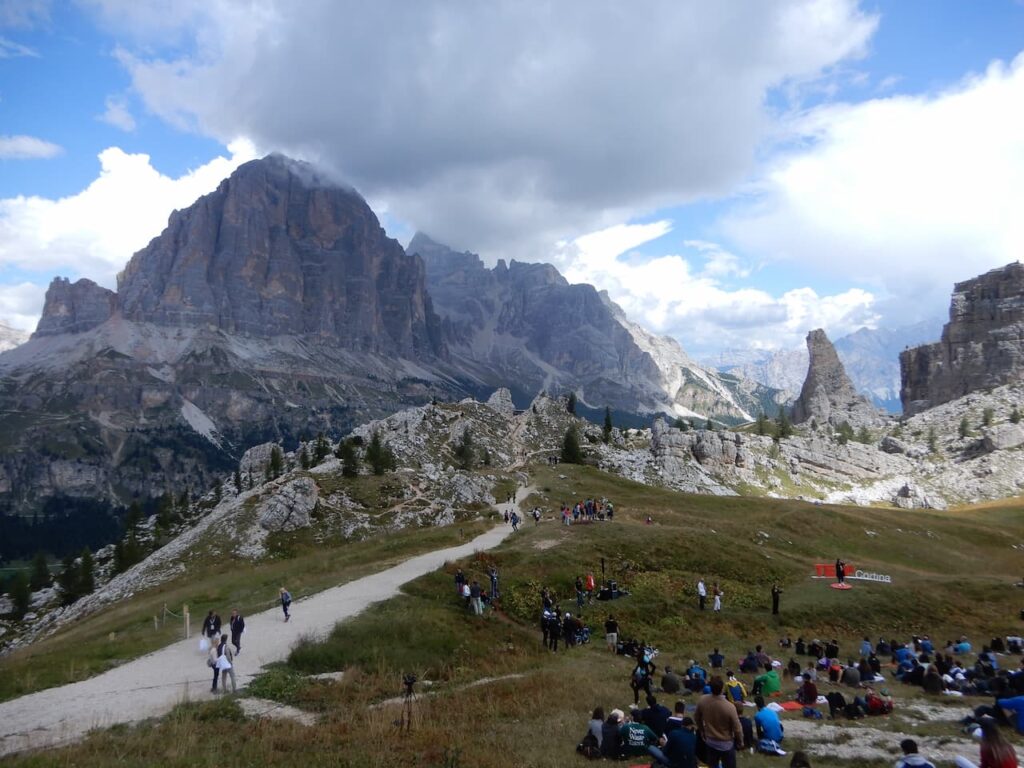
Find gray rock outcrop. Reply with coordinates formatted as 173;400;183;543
982;423;1024;452
485;387;515;417
791;329;883;429
901;262;1024;415
33;278;116;337
257;477;318;531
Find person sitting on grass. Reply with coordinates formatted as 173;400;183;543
755;663;782;696
643;694;673;738
664;701;688;735
601;709;624;758
620;707;662;758
754;695;784;748
734;700;755;751
685;659;708;692
796;674;818;706
650;715;698;768
955;715;1019;768
841;659;862;688
895;738;937;768
724;671;748;704
708;647;725;669
740;649;760;673
787;657;801;678
661;665;682;695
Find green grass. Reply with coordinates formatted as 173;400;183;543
5;460;1024;766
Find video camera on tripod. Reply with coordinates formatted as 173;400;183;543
402;673;417;697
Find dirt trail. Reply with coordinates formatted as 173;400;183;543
0;486;533;757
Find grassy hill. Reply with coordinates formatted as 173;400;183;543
4;462;1024;767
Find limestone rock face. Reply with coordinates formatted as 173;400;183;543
982;423;1024;452
33;278;116;337
118;156;444;359
791;329;882;429
485;387;515;417
257;476;318;532
901;262;1024;415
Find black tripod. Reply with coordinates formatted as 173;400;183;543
398;675;417;731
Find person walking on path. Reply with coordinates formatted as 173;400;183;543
280;587;292;622
202;610;221;639
216;634;237;694
713;584;722;613
454;568;466;596
229;608;245;655
207;641;221;693
511;512;520;531
605;615;619;653
771;584;782;615
697;578;707;611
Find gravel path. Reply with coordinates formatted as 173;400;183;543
0;488;531;757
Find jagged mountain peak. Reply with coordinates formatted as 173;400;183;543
792;328;883;428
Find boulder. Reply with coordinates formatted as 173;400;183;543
880;435;909;454
257;477;319;531
982;423;1024;452
485;387;515;417
241;442;278;477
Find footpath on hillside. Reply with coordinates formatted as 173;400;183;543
0;486;533;758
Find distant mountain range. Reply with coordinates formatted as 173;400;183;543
0;322;29;353
707;320;941;412
0;155;783;526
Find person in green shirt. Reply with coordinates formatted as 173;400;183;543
754;664;781;696
619;709;661;756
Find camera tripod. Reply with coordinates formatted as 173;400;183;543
398;684;417;731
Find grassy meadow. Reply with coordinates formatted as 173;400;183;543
4;462;1024;767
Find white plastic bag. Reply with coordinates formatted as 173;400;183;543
199;636;210;653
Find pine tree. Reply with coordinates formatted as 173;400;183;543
1012;407;1022;425
835;421;854;446
856;425;872;444
300;444;311;470
234;467;242;494
776;407;793;439
705;418;714;431
313;433;330;465
673;417;687;430
603;406;613;444
561;426;582;464
339;440;359;478
213;478;222;504
366;431;394;475
9;572;30;620
959;416;971;438
29;552;51;590
982;407;995;428
269;445;284;479
482;447;492;467
927;425;939;454
755;412;769;436
58;555;79;606
454;428;475;471
78;549;95;596
566;392;577;415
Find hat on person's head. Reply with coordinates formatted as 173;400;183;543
610;708;624;723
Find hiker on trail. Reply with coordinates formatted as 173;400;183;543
202;610;221;639
455;568;466;596
280;587;292;622
605;615;619;653
208;639;221;693
694;676;743;768
510;512;520;531
956;716;1019;768
896;739;937;768
217;633;237;693
488;566;499;599
503;510;509;524
713;584;723;613
772;583;782;615
835;558;846;585
229;608;245;655
469;580;483;615
697;578;707;611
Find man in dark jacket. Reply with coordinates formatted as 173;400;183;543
642;694;672;737
229;608;245;654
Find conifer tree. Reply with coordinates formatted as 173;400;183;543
78;549;95;596
603;406;613;444
454;428;475;470
9;573;30;619
58;555;79;606
234;467;242;493
959;416;971;438
29;552;51;590
366;431;395;475
561;426;582;464
1011;406;1022;425
566;392;577;415
269;445;284;479
300;444;311;470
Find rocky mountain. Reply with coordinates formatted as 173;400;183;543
0;322;29;353
0;155;460;525
791;329;884;429
410;232;783;425
901;262;1024;415
710;320;941;413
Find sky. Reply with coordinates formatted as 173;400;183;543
1;0;1022;358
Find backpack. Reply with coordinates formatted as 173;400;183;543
825;691;847;719
576;731;600;759
866;694;892;715
726;681;746;702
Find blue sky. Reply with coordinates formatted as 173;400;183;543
1;1;1022;357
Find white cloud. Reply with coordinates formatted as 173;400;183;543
0;281;46;331
0;36;37;57
0;0;50;29
0;140;257;324
0;135;61;159
722;51;1024;327
98;95;136;131
98;0;877;261
559;223;878;354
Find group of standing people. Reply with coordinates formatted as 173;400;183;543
200;608;245;694
696;578;724;613
560;497;614;526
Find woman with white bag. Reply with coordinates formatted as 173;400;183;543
216;633;237;694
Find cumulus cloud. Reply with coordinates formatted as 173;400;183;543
0;135;61;159
559;223;878;354
0;140;257;326
0;281;46;331
722;51;1024;327
98;95;136;131
100;0;877;260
